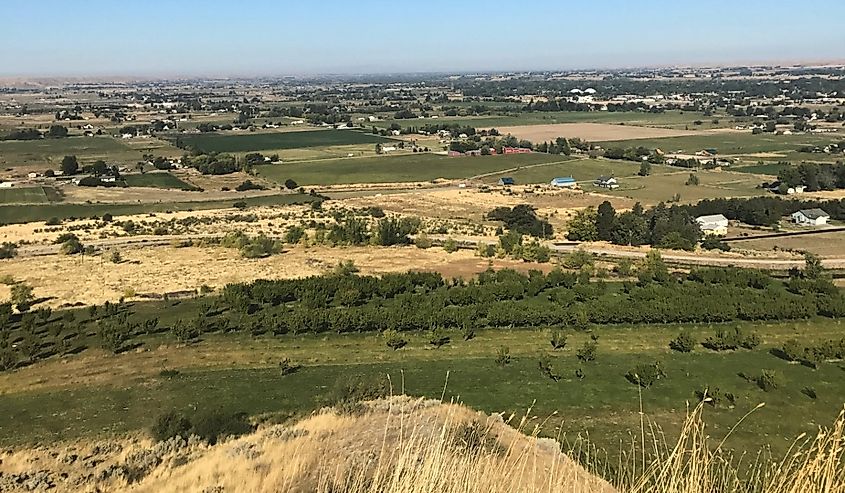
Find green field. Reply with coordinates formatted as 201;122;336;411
0;192;315;224
602;132;843;160
256;153;571;185
594;169;766;204
378;110;738;131
0;136;173;169
730;162;793;176
0;186;49;204
176;129;395;153
481;158;656;184
123;172;196;190
1;309;843;461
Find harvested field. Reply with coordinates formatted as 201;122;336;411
176;129;394;153
494;123;724;142
0;245;551;308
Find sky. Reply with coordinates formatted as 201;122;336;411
2;0;844;77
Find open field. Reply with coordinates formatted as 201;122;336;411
734;229;845;257
0;245;551;308
378;110;739;132
0;136;181;173
0;192;314;224
602;131;844;161
0;186;50;204
256;153;571;185
593;169;767;204
0;312;842;462
495;123;721;142
480;158;658;184
729;162;792;176
122;172;196;190
176;129;395;153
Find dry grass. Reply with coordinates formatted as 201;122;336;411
0;396;842;492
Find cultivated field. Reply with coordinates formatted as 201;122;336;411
0;312;842;462
176;129;395;153
256;153;572;185
0;186;50;204
122;172;196;190
495;123;724;142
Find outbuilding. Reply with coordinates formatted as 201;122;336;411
550;177;577;188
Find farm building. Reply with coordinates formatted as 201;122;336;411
695;214;729;236
550;177;577;188
792;209;830;226
594;176;618;189
447;150;464;157
503;147;532;155
498;177;515;186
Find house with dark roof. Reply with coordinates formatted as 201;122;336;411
792;209;830;226
498;177;515;186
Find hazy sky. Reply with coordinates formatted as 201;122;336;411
3;0;844;76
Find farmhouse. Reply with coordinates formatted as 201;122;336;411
695;214;729;236
550;177;577;188
792;209;830;226
594;176;618;189
498;177;515;186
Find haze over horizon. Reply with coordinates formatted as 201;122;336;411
2;0;845;77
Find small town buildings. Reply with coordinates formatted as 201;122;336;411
498;177;515;186
792;209;830;226
594;176;618;189
550;177;577;188
696;214;729;236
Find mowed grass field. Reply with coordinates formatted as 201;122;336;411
0;192;314;224
177;129;395;153
0;186;50;204
592;168;767;204
0;136;180;169
603;131;843;161
481;158;651;184
1;312;843;461
378;110;738;132
256;153;572;185
123;172;196;190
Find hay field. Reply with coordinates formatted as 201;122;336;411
495;123;725;142
0;245;546;308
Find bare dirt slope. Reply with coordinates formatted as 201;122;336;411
0;396;615;493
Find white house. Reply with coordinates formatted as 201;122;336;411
550;177;577;188
792;209;830;226
594;176;618;189
695;214;729;236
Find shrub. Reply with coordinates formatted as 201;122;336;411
538;355;560;381
279;358;300;375
10;283;34;309
495;346;511;367
694;386;736;408
190;411;254;445
383;329;407;350
414;234;433;249
576;340;597;362
172;320;200;343
324;374;389;414
669;331;697;352
801;386;818;400
235;179;265;192
284;226;306;244
461;325;475;341
703;327;760;351
60;237;84;255
232;201;247;210
109;250;122;264
550;330;567;350
0;350;17;371
45;217;62;226
428;328;450;348
757;370;780;392
284;178;298;189
443;238;458;253
625;361;665;388
150;410;193;441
